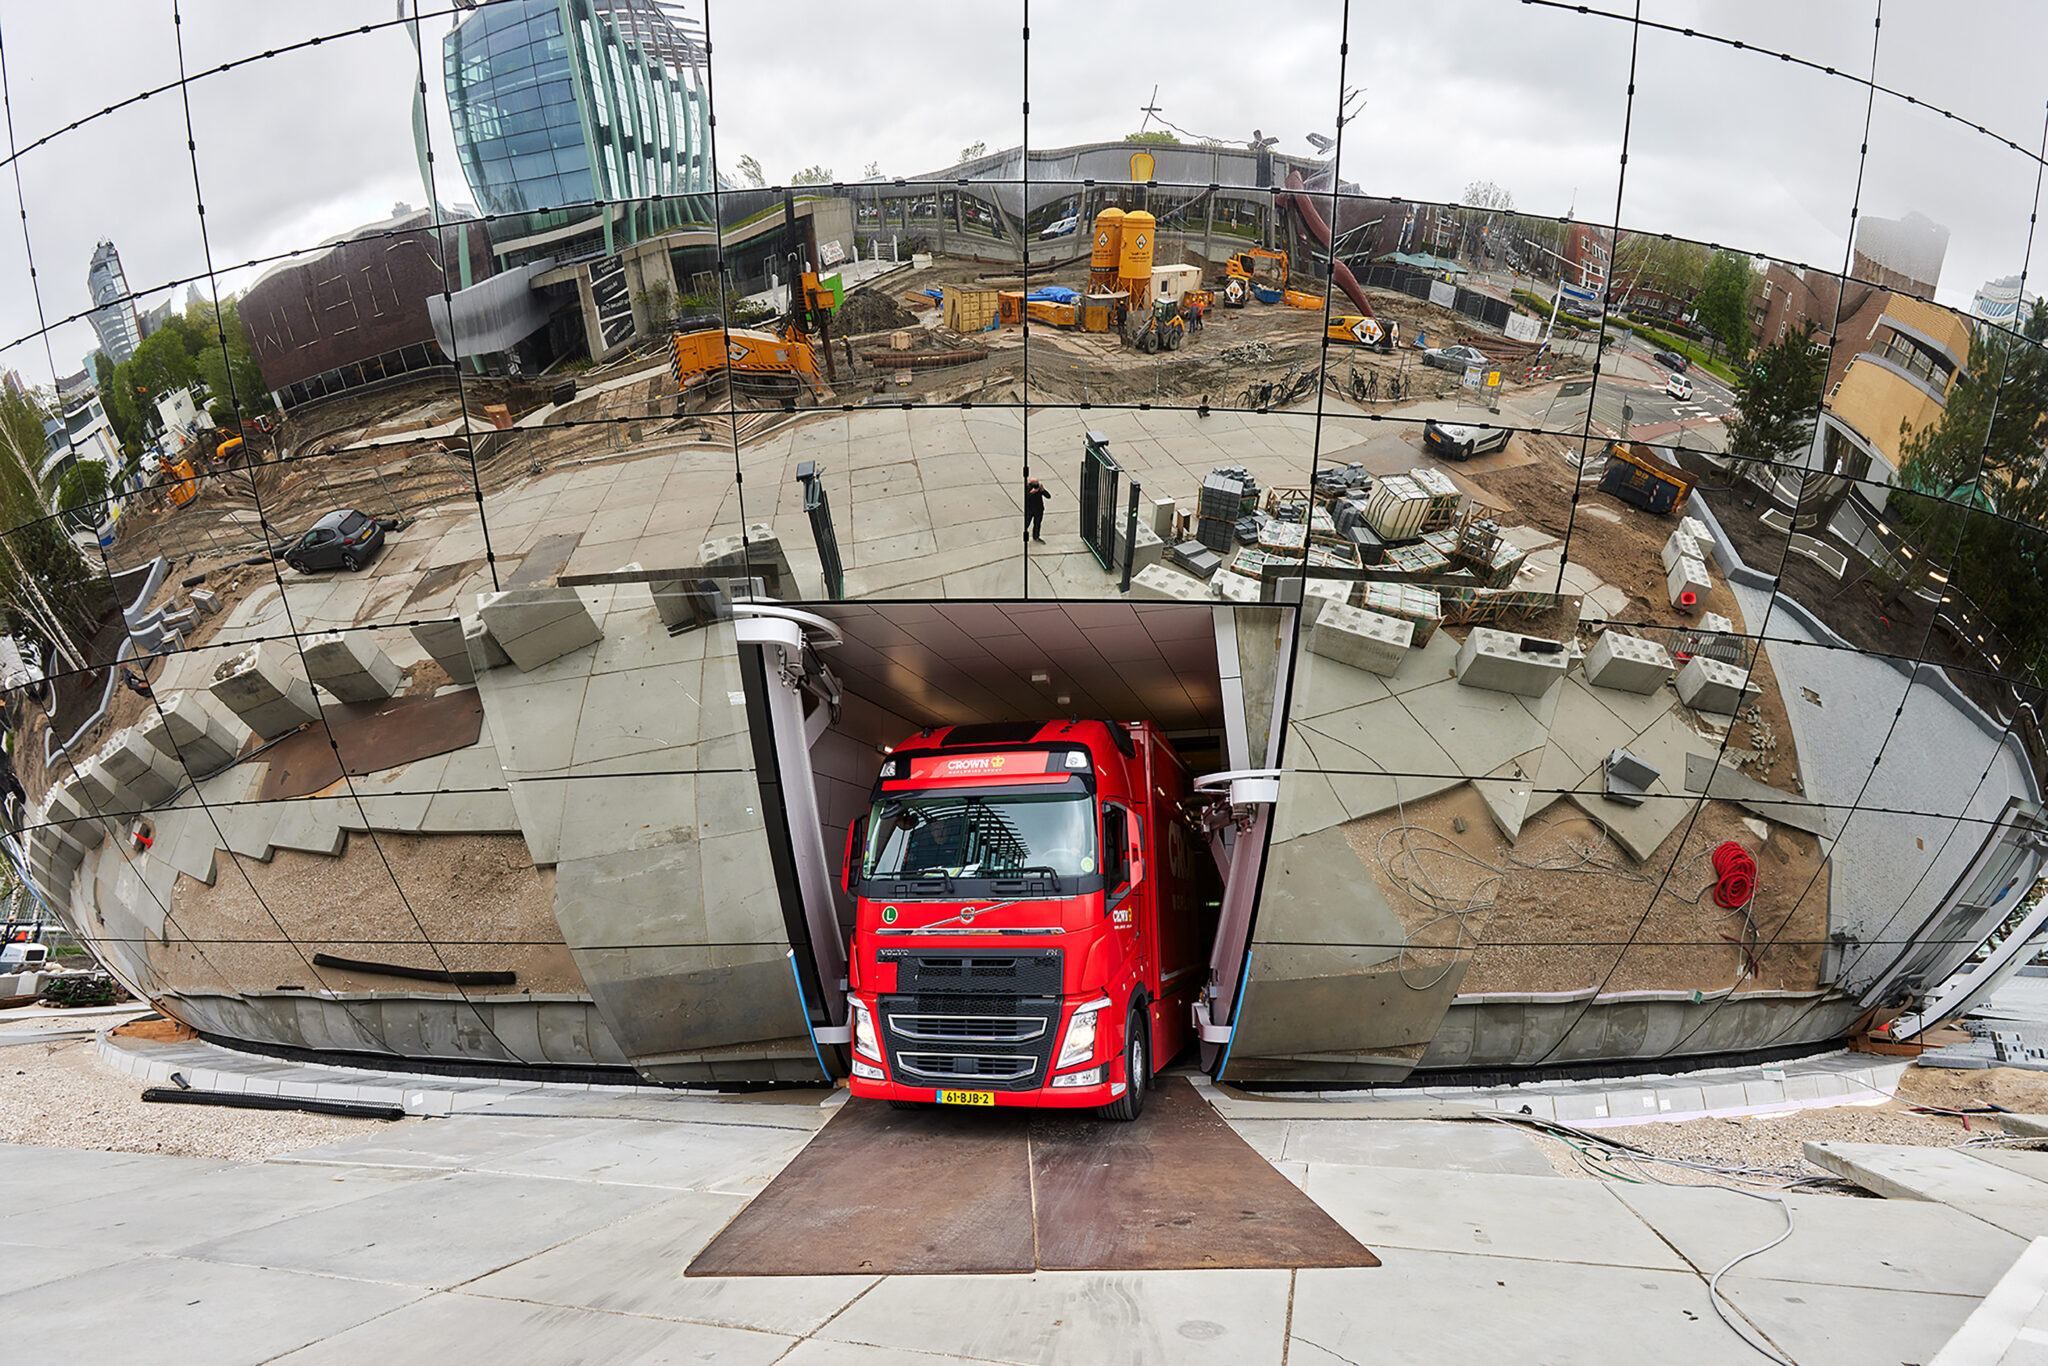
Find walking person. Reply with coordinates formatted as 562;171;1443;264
1024;478;1050;544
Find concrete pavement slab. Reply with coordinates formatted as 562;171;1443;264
0;1161;430;1255
467;1193;875;1335
0;1254;423;1366
1614;1182;2029;1297
0;1143;232;1202
1718;1279;1980;1366
1292;1254;1738;1366
270;1290;794;1365
182;1170;673;1288
813;1269;1290;1366
1240;1119;1557;1176
473;1117;814;1194
1303;1165;1688;1269
1805;1143;2048;1240
271;1114;619;1171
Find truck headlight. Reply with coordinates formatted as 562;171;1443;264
850;1058;885;1081
1057;997;1110;1069
1050;1066;1102;1087
851;1000;879;1060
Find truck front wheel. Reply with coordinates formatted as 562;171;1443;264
1097;1003;1148;1122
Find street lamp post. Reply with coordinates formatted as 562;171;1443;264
1522;236;1578;352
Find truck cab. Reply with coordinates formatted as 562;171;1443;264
842;719;1213;1120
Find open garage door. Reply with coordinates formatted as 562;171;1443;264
735;600;1295;1079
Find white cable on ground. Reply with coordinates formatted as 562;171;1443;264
1705;1186;1799;1366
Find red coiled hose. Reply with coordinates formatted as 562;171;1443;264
1712;841;1756;909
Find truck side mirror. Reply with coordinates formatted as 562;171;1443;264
841;823;861;893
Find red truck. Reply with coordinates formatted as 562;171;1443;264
841;719;1216;1119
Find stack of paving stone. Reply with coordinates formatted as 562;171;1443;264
1361;581;1444;646
1198;471;1252;553
1410;466;1464;532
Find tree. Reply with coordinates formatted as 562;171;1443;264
1696;250;1758;361
1892;302;2048;678
1611;234;1708;313
861;160;882;180
957;141;986;164
789;165;835;185
0;385;103;674
1724;321;1827;469
1460;180;1514;212
1123;130;1178;144
1897;301;2048;510
53;461;109;531
734;154;766;189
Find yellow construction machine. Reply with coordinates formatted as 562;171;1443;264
671;192;839;408
1221;247;1289;306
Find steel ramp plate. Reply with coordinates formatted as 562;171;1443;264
685;1097;1037;1276
685;1077;1378;1276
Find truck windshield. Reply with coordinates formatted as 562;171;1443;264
864;791;1097;881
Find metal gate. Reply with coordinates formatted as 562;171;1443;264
1078;432;1121;571
796;461;844;601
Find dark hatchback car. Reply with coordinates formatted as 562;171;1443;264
1653;348;1689;373
284;509;385;573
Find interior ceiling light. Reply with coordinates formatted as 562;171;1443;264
1031;671;1051;686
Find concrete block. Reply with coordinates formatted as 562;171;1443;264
1112;521;1165;576
1660;527;1700;573
1302;578;1353;626
410;617;476;686
71;757;126;815
1129;564;1210;603
1309;605;1412;676
1605;748;1660;805
209;642;322;740
1667;554;1711;611
138;690;244;777
463;616;513;673
477;589;603;672
42;782;105;848
1147;495;1177;540
699;523;788;595
97;727;184;806
1213;572;1261;604
1676;656;1757;716
1584;631;1675;695
190;587;221;615
303;631;403;703
160;606;197;633
1455;627;1569;697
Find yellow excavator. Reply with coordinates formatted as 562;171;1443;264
1221;247;1290;306
671;193;837;409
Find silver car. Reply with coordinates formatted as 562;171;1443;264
1422;344;1489;372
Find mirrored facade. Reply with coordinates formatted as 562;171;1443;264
2;0;2045;1091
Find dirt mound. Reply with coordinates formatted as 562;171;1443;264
837;287;919;335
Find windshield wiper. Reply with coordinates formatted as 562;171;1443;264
997;864;1063;887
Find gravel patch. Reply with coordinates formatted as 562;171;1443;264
0;1034;413;1161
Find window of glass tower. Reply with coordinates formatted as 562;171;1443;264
445;1;592;216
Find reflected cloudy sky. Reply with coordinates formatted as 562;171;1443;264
0;0;2043;385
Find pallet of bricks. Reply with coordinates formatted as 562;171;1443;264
1198;468;1259;554
1427;516;1527;589
1360;582;1444;645
1410;467;1464;532
1263;489;1346;549
1439;585;1557;626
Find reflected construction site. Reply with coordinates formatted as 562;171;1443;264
6;0;2047;1104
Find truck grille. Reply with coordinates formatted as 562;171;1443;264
880;991;1059;1091
879;947;1062;996
887;1014;1047;1043
895;1053;1039;1083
